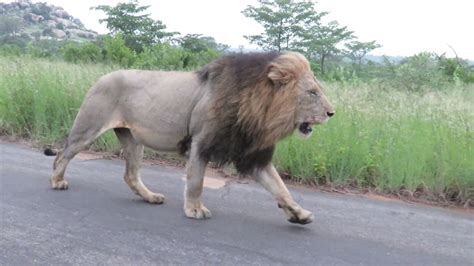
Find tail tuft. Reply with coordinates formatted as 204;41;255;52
44;148;57;156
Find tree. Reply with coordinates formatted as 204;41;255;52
299;21;353;75
0;16;24;36
92;1;178;53
345;40;381;67
103;34;136;67
178;34;228;53
242;0;323;52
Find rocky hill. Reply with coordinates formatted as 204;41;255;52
0;0;97;42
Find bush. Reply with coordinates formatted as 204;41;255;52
0;43;24;56
393;52;449;92
26;39;64;59
62;42;103;63
438;56;474;84
133;44;185;70
181;49;221;70
103;35;136;67
30;3;52;20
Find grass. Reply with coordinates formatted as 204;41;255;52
1;56;473;206
274;83;474;205
0;56;120;151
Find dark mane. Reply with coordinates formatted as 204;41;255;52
197;52;280;89
196;52;285;174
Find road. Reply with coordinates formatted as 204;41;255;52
1;142;473;265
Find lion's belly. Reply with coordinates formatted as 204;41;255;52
130;125;186;152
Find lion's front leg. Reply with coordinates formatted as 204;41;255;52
254;164;313;225
184;143;211;219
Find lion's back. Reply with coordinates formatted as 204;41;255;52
72;69;207;151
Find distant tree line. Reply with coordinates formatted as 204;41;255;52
1;0;472;88
0;0;228;70
241;0;473;86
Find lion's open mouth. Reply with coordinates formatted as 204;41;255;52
298;122;313;136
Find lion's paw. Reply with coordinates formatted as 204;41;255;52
51;179;69;190
144;192;165;204
184;204;211;219
288;208;313;225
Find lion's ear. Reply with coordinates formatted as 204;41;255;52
267;64;294;88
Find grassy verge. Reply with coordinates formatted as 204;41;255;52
274;83;474;206
0;56;120;151
1;56;473;206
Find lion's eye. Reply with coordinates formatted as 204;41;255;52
308;91;318;96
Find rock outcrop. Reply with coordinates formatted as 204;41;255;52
0;0;98;41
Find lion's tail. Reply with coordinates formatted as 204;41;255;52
44;148;58;156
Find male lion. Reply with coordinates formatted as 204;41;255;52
45;52;335;224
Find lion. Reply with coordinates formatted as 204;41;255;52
45;52;335;225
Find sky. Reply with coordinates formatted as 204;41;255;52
27;0;474;59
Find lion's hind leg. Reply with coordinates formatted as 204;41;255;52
114;128;164;204
51;121;111;190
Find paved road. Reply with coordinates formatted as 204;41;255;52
1;142;473;265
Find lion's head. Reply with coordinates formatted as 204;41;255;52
197;52;334;173
266;52;335;138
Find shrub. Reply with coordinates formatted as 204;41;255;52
62;42;103;63
103;35;136;67
393;52;450;92
133;44;185;70
181;49;221;70
27;39;64;59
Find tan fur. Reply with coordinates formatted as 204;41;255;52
46;52;334;224
237;52;310;152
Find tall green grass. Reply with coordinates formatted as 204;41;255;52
274;83;474;204
1;57;473;205
0;57;120;150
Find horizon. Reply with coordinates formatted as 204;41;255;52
16;0;474;60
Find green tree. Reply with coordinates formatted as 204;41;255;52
31;3;52;20
134;44;185;70
0;16;24;36
299;21;353;75
437;53;474;83
345;40;381;67
103;34;136;67
242;0;323;52
395;52;449;92
178;34;228;53
92;0;177;53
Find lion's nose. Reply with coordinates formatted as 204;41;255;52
327;111;335;117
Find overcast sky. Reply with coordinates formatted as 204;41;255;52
29;0;474;59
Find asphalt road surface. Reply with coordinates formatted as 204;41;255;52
1;142;473;265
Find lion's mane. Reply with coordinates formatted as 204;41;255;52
195;52;310;174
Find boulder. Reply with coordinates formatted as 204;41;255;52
18;0;31;9
10;3;20;10
51;29;66;38
24;13;44;23
72;18;84;27
54;17;74;28
54;9;70;19
45;19;57;28
67;29;97;39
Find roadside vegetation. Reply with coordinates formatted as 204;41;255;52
0;0;473;206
